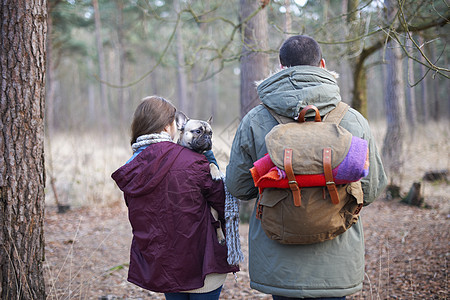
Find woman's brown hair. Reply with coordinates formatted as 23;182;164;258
130;96;177;145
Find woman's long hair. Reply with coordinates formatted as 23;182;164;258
130;96;177;145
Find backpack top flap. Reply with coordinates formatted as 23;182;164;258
265;115;352;174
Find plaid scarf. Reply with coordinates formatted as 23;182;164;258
131;132;173;153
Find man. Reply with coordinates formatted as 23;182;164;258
226;35;387;299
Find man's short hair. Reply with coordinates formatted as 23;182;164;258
279;35;322;67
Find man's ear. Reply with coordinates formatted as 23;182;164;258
207;116;213;125
175;111;188;131
319;58;326;69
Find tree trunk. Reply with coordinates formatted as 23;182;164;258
401;182;424;207
284;0;292;37
346;0;369;117
347;0;359;23
239;0;269;118
352;62;368;116
405;38;417;130
205;1;219;119
174;0;189;115
0;1;47;298
116;1;126;124
444;30;450;119
382;0;406;186
87;57;97;124
429;40;440;120
46;1;56;135
93;0;109;128
417;34;429;123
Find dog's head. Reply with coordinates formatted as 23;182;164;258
176;112;213;153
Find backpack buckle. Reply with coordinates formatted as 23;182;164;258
354;203;363;215
256;198;263;220
323;148;340;205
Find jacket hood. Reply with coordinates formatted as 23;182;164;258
256;66;341;119
111;142;183;197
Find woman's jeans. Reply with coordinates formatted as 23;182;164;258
272;296;346;300
164;286;222;300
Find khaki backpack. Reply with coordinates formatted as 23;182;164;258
253;102;366;244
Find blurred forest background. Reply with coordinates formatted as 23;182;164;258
44;0;449;209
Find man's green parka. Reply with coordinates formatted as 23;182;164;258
226;66;387;298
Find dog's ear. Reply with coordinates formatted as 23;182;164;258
176;111;189;131
207;116;213;125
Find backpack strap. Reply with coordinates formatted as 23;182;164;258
323;148;340;204
284;149;301;206
323;101;349;124
322;102;349;204
262;104;294;124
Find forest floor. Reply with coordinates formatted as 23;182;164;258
44;122;449;299
44;182;449;300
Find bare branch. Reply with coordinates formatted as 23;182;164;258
396;0;449;77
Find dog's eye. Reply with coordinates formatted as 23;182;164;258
194;129;201;134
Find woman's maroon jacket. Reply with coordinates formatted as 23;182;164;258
112;142;238;293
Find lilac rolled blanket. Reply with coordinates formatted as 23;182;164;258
251;136;369;190
335;136;369;181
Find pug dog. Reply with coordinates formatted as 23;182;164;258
176;112;226;245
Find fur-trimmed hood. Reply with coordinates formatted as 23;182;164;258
256;66;341;119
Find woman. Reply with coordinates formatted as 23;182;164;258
112;96;238;299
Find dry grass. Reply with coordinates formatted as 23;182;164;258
44;119;449;219
374;121;450;215
45;132;130;208
45;120;449;210
43;119;243;208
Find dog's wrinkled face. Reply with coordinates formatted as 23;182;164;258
176;112;213;153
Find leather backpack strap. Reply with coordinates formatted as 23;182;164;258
322;102;348;205
323;148;340;204
284;149;301;207
323;101;349;124
262;104;295;124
